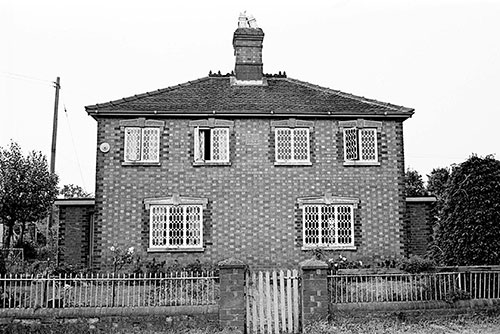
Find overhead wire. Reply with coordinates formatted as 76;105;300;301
61;94;89;194
2;71;91;192
0;71;54;86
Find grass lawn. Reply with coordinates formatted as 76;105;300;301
304;313;500;334
2;312;500;333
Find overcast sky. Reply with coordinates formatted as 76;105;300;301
1;0;499;194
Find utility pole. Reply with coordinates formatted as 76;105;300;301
48;77;60;263
50;77;61;174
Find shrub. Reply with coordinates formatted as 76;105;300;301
445;289;471;303
12;239;37;260
398;255;436;273
433;155;500;265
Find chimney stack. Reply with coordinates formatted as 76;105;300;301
233;12;264;82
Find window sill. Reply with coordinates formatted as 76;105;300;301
122;161;161;167
274;161;312;166
192;161;231;167
147;247;205;253
302;246;357;251
343;161;380;167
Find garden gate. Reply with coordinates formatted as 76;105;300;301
245;269;301;334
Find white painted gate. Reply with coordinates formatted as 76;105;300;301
246;269;301;334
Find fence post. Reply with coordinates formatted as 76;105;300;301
300;258;329;325
218;258;247;333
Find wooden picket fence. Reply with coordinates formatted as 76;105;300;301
246;269;300;334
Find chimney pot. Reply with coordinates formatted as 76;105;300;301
233;13;264;81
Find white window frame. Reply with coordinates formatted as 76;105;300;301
298;194;358;250
343;127;378;163
124;127;160;163
193;127;230;163
302;204;355;249
148;204;203;250
274;127;311;164
145;194;207;252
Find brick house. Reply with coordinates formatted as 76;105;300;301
85;15;415;270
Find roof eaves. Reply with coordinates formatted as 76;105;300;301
85;109;414;119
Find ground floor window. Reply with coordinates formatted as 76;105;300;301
298;193;358;250
303;204;354;248
149;204;203;249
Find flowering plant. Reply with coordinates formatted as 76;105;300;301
108;245;138;274
328;254;364;271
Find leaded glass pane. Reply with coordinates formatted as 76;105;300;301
303;205;319;246
185;206;202;246
337;205;353;245
194;129;206;162
142;128;160;162
125;127;141;161
168;206;184;246
344;128;358;160
360;128;377;161
211;128;229;162
293;128;309;161
320;205;336;246
151;206;168;246
276;128;292;161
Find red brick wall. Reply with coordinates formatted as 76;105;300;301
93;117;406;269
406;200;435;257
58;205;94;267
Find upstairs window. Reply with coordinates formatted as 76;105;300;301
119;118;164;166
124;127;160;163
339;119;381;166
343;127;377;162
194;127;229;163
189;118;234;165
275;128;310;163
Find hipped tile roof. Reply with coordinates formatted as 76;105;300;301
86;76;413;118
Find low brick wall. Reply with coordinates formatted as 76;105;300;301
1;313;219;333
0;305;217;319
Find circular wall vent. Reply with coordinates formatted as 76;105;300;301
99;142;110;153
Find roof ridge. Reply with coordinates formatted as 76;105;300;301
283;77;414;113
85;76;212;110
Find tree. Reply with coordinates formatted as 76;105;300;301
427;167;451;201
404;168;427;197
433;155;500;265
0;142;59;248
60;184;91;198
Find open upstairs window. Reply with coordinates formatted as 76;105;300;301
340;119;381;166
189;118;234;165
344;128;377;162
194;128;229;163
